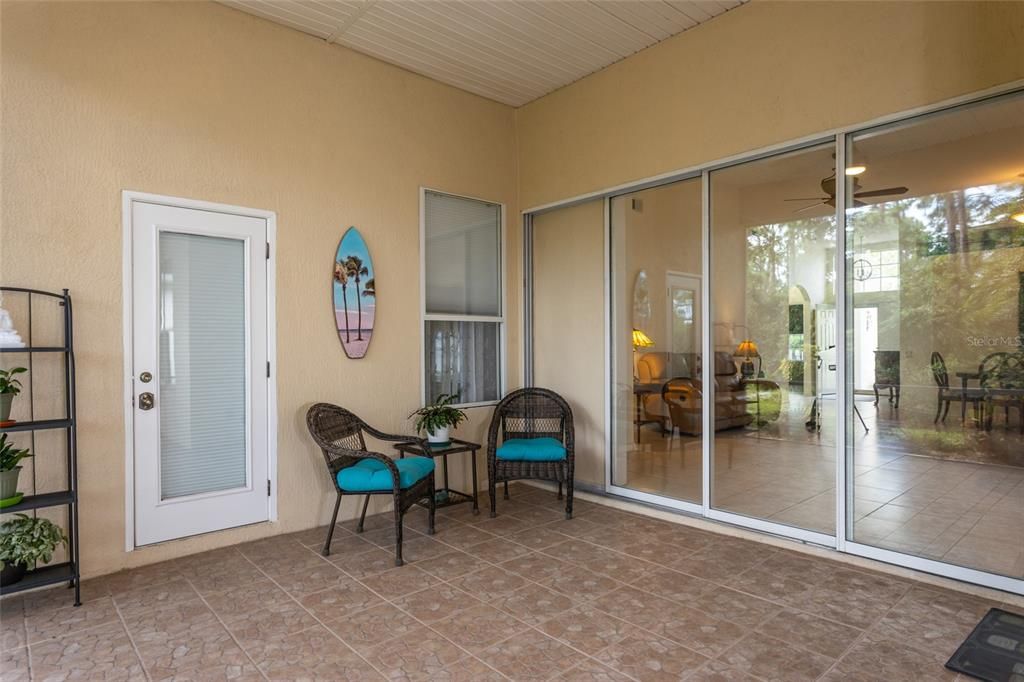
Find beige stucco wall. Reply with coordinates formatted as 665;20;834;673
0;1;519;577
516;0;1024;209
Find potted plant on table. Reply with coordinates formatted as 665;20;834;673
410;393;468;445
0;513;68;586
0;433;32;505
0;367;27;424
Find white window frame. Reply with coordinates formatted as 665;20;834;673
121;190;278;552
419;187;507;409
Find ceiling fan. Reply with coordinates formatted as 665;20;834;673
785;170;908;214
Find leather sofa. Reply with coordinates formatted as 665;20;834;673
650;351;753;436
635;352;696;429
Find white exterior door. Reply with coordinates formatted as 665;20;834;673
129;198;270;546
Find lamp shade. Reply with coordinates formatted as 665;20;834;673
736;339;758;357
632;328;654;348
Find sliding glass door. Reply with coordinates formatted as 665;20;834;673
845;94;1024;586
531;199;607;489
708;143;838;538
609;178;704;506
526;87;1024;594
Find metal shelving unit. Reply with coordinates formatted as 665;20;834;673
0;287;80;606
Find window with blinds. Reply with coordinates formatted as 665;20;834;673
422;190;504;405
158;232;248;499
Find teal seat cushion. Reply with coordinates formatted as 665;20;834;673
496;437;566;462
337;457;434;491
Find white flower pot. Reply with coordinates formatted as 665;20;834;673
427;426;450;444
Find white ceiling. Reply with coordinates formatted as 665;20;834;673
221;0;746;106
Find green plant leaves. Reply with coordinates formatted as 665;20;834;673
0;513;67;570
410;393;468;434
0;433;32;472
0;367;27;396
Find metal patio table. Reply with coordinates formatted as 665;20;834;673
395;438;481;514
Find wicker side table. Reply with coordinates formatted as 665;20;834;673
394;438;480;514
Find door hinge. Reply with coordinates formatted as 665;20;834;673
266;361;270;378
266;242;270;260
267;480;272;496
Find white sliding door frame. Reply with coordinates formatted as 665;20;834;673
122;191;277;552
835;132;849;553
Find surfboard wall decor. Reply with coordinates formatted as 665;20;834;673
333;227;375;359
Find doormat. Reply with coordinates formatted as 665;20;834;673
946;608;1024;681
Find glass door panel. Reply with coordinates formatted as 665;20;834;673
532;199;607;488
710;144;838;535
610;178;704;504
846;93;1024;580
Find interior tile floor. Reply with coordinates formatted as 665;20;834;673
3;483;1021;681
623;395;1024;578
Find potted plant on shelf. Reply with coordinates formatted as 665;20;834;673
0;433;32;506
0;367;27;424
0;513;68;586
410;393;467;445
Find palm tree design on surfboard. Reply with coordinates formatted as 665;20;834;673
333;227;375;359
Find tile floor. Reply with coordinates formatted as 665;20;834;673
624;395;1024;578
2;483;1021;681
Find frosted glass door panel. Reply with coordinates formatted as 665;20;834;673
158;232;248;499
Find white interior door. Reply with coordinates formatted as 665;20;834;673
816;306;837;395
854;307;878;392
130;199;269;546
667;272;701;376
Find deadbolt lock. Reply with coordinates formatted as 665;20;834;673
139;371;153;383
138;392;154;410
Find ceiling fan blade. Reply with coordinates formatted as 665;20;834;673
854;186;909;199
784;197;830;202
794;202;827;214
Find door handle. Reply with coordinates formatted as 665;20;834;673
138;392;155;410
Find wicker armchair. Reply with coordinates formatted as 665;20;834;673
306;403;435;566
486;388;575;519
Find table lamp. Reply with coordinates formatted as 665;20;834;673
632;328;654;380
736;339;759;378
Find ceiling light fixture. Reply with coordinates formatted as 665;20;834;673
845;165;867;176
